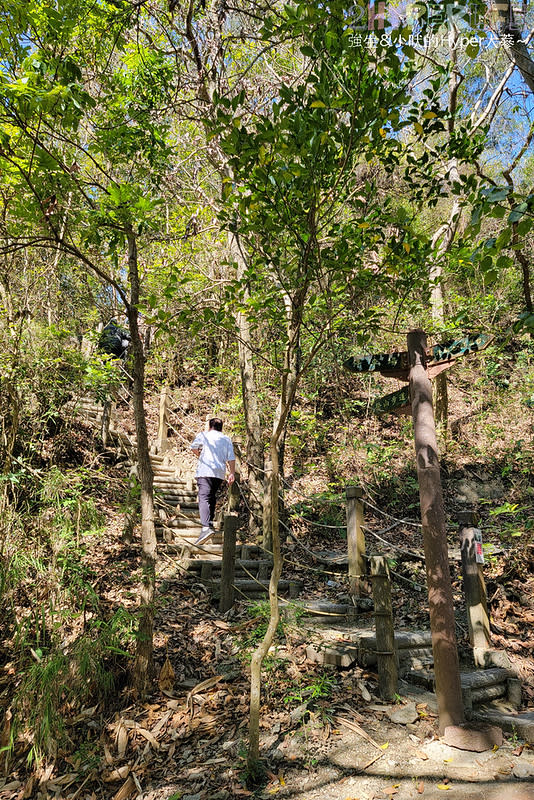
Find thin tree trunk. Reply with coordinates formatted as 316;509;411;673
229;233;264;541
514;242;533;314
247;435;282;776
429;28;462;435
126;231;157;696
247;299;302;774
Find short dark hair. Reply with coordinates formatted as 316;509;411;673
209;417;223;431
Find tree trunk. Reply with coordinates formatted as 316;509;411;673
429;27;463;435
247;297;302;773
229;232;264;541
126;231;157;696
514;238;533;314
247;435;282;776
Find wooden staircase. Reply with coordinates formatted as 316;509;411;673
151;453;303;600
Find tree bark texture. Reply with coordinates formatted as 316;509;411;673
229;235;264;542
408;330;464;733
126;231;157;696
248;302;303;770
247;438;282;772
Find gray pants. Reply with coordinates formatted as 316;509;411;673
197;476;223;528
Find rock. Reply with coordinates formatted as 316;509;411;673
222;739;237;751
512;761;534;779
290;703;309;724
443;723;503;752
455;477;505;503
386;702;418;725
473;648;512;670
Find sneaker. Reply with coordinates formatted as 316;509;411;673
194;527;215;546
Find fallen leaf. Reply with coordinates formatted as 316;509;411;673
1;781;21;792
103;743;114;765
103;766;130;784
135;727;160;748
382;786;398;796
380;742;389;749
112;775;137;800
436;784;450;790
358;680;372;702
186;676;223;714
417;781;424;794
158;657;175;692
443;757;453;762
116;723;128;758
415;750;429;760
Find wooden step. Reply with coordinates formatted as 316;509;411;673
153;487;193;496
157;517;200;529
210;578;303;599
405;667;520;710
187;558;274;577
307;628;434;669
157;518;202;529
153;476;193;486
160;542;224;556
470;709;534;743
154;498;197;510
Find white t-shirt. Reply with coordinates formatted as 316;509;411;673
191;430;235;479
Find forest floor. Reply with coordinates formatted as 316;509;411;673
3;515;532;800
2;368;534;799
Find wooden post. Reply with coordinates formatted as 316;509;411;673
228;438;241;513
408;329;464;732
219;513;238;613
228;472;240;513
156;386;170;453
459;510;491;652
370;556;398;700
346;486;365;600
